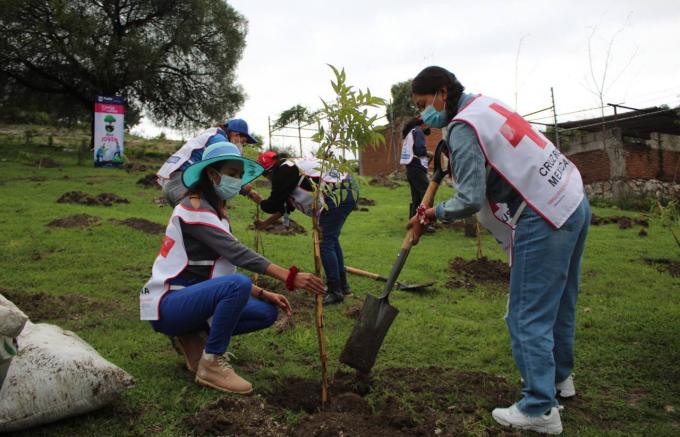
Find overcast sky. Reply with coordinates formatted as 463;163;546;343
132;0;680;154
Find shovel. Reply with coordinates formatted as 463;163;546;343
339;140;450;373
345;266;434;291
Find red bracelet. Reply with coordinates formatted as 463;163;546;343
416;204;431;225
285;266;299;291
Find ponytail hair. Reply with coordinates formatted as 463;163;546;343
411;66;465;121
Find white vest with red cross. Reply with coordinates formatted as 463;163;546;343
156;127;222;182
453;95;584;231
139;204;236;321
282;158;348;217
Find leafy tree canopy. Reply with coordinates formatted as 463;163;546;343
273;104;318;130
0;0;248;129
385;79;417;123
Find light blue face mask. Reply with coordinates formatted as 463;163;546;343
213;175;242;200
420;92;449;128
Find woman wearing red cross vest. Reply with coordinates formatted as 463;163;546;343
141;142;324;395
409;66;590;435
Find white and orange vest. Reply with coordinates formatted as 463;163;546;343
452;95;584;259
139;204;236;321
156;128;222;182
399;129;429;169
282;158;348;217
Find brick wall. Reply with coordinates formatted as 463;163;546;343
662;150;680;182
624;145;660;180
360;124;443;176
567;150;610;183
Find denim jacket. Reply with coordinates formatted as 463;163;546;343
434;93;519;222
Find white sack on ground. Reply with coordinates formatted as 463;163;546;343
0;322;135;432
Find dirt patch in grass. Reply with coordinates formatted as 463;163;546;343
185;396;288;436
57;190;130;206
344;303;362;319
255;277;315;326
0;288;130;328
137;173;160;188
33;157;62;168
248;219;306;235
184;367;522;436
254;179;270;188
123;162;149;173
591;213;649;229
447;256;510;289
47;213;101;229
357;197;376;206
643;258;680;277
110;217;165;234
368;175;401;189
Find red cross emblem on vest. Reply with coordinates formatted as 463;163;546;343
490;103;547;149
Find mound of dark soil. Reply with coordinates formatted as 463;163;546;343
123;162;149;173
47;214;101;229
0;289;130;328
185;396;288;436
591;213;649;229
57;191;130;206
357;197;376;206
137;173;160;188
254;179;270;188
643;258;680;277
248;219;306;235
343;304;362;319
369;176;400;189
110;218;165;234
448;256;510;289
34;157;62;168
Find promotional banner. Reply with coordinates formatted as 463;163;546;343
93;96;125;167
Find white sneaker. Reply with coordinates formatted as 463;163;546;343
556;374;576;398
492;404;563;434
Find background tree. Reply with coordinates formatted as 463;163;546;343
0;0;247;131
385;79;417;123
273;105;318;156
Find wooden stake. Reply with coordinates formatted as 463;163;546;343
312;195;329;406
253;205;264;283
476;218;483;259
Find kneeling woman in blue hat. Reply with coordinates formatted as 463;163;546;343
140;142;325;395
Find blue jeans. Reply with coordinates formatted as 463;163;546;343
318;185;357;283
507;196;591;416
150;274;278;354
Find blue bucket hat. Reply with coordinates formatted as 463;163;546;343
224;118;257;144
182;141;264;188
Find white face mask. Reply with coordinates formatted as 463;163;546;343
213;174;242;200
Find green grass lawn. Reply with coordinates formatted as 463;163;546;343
0;140;678;436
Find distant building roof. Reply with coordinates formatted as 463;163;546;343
557;106;680;137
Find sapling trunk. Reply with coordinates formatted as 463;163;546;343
476;219;483;259
312;192;329;406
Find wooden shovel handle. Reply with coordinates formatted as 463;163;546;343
345;266;383;281
403;179;441;249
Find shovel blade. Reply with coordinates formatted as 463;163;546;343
339;294;399;373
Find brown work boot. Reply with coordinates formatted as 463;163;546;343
195;352;253;394
173;331;207;373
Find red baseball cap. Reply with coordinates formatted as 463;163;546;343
257;151;278;171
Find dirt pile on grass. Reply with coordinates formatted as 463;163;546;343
0;289;130;328
369;175;401;189
186;367;519;436
254;179;270;188
123;162;149;173
34;157;62;168
47;214;101;229
248;219;306;235
643;258;680;277
137;173;160;188
57;191;130;206
447;256;510;289
110;218;165;234
357;197;376;206
185;396;288;436
591;214;649;229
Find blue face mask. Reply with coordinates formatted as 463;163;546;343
420;92;449;128
213;175;242;200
